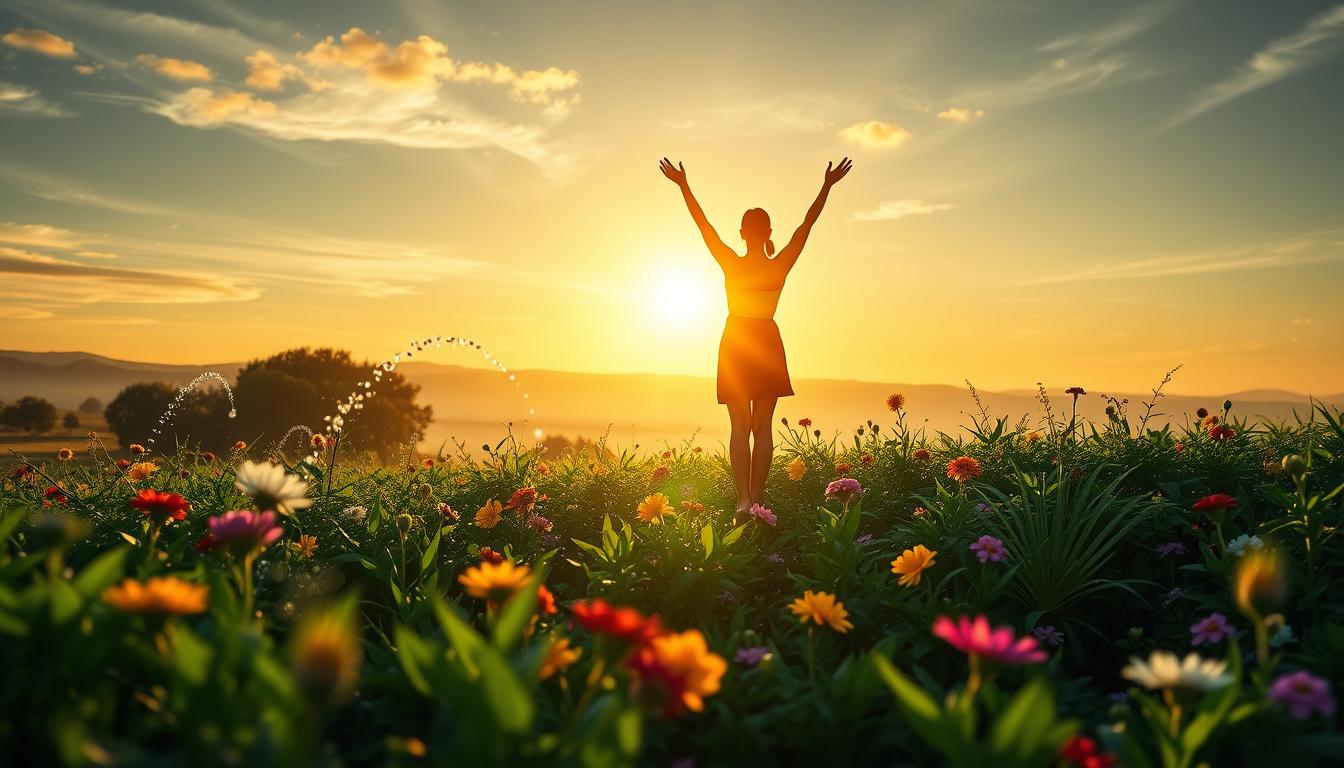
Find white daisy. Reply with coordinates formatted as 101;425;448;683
1227;534;1264;557
234;460;313;515
1122;651;1231;692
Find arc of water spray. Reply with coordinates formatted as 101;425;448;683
314;335;537;457
272;424;315;458
146;372;237;455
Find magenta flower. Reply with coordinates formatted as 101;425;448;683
207;509;283;554
1189;612;1235;646
527;513;553;532
969;535;1007;563
825;477;864;503
735;646;770;666
1268;671;1336;720
767;553;784;564
932;614;1047;665
749;503;777;526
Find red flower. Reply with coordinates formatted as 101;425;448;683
479;546;504;564
1059;735;1119;768
1195;407;1209;419
1209;425;1235;441
194;534;216;553
1193;493;1239;514
651;464;671;482
44;485;68;504
913;449;931;461
798;418;812;428
505;486;539;513
1066;387;1087;396
12;463;34;480
130;489;190;522
860;453;874;465
200;451;216;462
115;459;130;470
537;584;558;615
1174;442;1185;453
834;462;851;475
661;451;672;460
571;599;663;645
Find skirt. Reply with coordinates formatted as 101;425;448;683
717;316;794;403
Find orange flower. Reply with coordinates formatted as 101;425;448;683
56;448;74;461
787;457;806;481
788;590;853;633
103;576;208;615
540;637;583;680
458;560;532;601
232;440;247;451
627;629;727;715
291;602;361;702
886;392;906;412
127;461;159;482
421;458;435;469
475;499;503;528
891;544;938;587
572;599;663;644
130;488;189;523
129;443;146;455
292;534;319;559
946;456;982;483
536;584;558;615
637;493;673;524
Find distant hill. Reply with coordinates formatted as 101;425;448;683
1;350;1339;450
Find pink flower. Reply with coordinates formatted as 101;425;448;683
207;509;283;554
969;535;1007;563
1268;671;1336;720
527;513;553;532
932;614;1047;665
651;464;671;482
824;477;864;503
748;503;777;526
1189;612;1235;646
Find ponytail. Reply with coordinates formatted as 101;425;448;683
766;238;775;256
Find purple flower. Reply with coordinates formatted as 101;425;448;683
975;502;994;515
1190;612;1235;645
1268;671;1336;720
717;589;736;605
207;509;282;554
527;513;553;532
855;533;873;547
735;646;771;666
1155;542;1187;558
1161;587;1184;607
767;553;784;564
1033;625;1064;646
969;535;1008;563
749;503;777;526
824;477;864;503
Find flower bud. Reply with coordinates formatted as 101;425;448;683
417;483;433;500
1282;454;1308;481
1222;400;1232;413
395;513;414;535
1235;549;1286;617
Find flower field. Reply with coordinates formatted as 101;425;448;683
3;394;1343;767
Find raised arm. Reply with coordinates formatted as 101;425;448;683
660;157;736;264
775;157;852;270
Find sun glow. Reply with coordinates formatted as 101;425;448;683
646;265;718;329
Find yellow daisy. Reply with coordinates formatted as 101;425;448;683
788;590;853;633
637;493;673;524
891;544;937;587
539;637;583;680
458;560;532;601
475;499;503;528
787;457;806;481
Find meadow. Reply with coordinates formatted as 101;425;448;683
3;390;1342;767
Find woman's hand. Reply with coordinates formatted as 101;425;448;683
823;157;852;188
660;157;687;187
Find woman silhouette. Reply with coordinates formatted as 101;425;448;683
660;156;852;515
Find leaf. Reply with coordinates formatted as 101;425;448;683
989;677;1066;761
872;654;957;757
722;523;747;547
420;526;442;573
492;561;548;653
701;523;715;558
71;547;129;600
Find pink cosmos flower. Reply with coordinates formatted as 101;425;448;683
1268;671;1336;720
749;503;777;526
824;477;864;503
932;614;1047;665
969;535;1007;563
527;513;553;532
207;509;283;554
1189;613;1235;646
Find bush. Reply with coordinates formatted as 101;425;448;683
1;395;57;434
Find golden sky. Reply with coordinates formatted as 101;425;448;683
1;0;1342;395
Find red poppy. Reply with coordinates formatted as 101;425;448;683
571;599;663;645
1193;493;1239;514
1209;425;1235;441
44;485;68;504
130;488;190;522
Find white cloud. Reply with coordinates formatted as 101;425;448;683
852;199;955;221
0;81;70;117
936;107;984;123
839;120;912;148
1159;4;1344;131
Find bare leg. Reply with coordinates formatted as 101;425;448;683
749;397;777;505
725;400;752;513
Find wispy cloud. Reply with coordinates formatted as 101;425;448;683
839;120;912;149
1020;231;1344;285
1;27;76;58
936;107;984;123
1158;4;1344;131
134;53;214;82
0;306;55;320
0;245;256;304
853;199;955;222
0;81;71;117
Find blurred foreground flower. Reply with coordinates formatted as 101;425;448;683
103;576;208;615
933;614;1046;665
1267;671;1336;720
458;560;531;602
292;600;361;704
627;629;727;715
208;509;284;555
1121;651;1230;693
234;460;312;515
571;599;663;645
539;637;582;680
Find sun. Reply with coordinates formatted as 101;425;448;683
646;265;717;328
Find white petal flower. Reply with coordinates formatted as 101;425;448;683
1227;534;1264;557
234;459;313;515
1122;651;1231;692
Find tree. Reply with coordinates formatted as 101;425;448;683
233;348;432;462
62;413;79;429
78;397;103;415
1;396;58;434
105;382;232;452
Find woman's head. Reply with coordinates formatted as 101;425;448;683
740;208;775;256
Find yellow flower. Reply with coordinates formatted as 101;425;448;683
292;534;319;559
475;499;503;528
57;448;74;461
292;603;361;702
102;576;208;615
788;590;853;633
458;560;532;601
629;629;727;713
787;457;806;481
127;461;159;482
1235;548;1285;617
539;637;583;680
637;493;673;524
891;544;938;587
